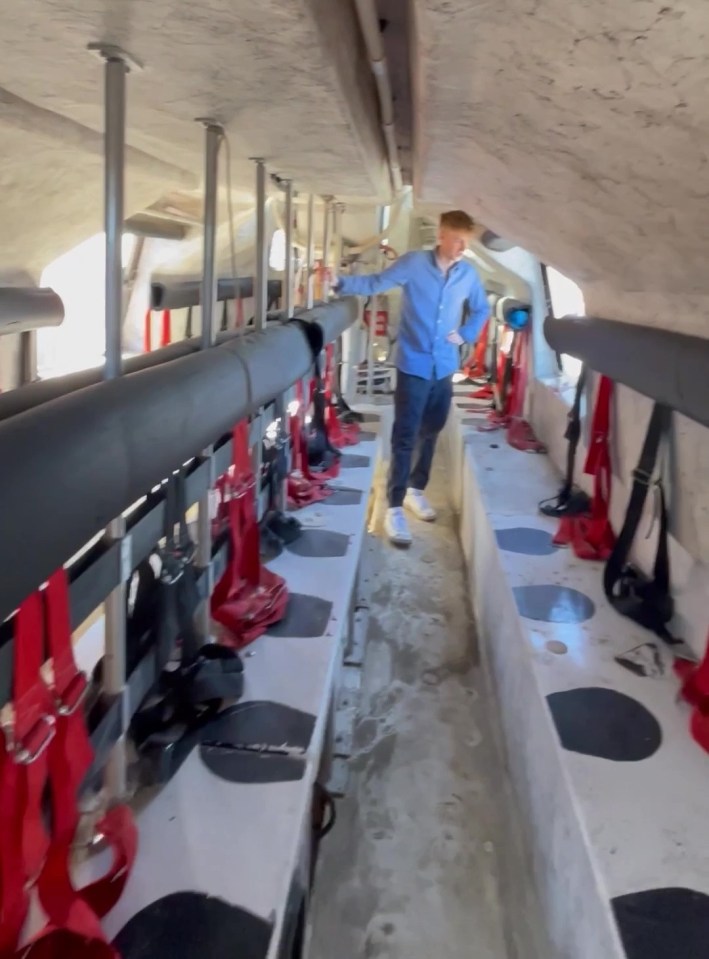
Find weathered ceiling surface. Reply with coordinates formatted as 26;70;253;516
413;0;709;331
0;0;388;279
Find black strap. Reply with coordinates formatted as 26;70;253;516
603;404;693;660
129;468;245;786
220;300;229;333
539;366;590;517
185;306;193;339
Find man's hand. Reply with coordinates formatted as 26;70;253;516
446;330;464;346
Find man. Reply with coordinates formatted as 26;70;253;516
334;210;489;546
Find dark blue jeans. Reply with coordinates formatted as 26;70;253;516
387;371;453;508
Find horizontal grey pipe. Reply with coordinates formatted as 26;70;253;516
0;298;358;621
151;276;283;311
0;287;64;336
0;300;349;423
544;315;709;430
0;338;211;423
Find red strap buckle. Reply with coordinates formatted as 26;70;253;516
4;713;56;765
54;670;88;717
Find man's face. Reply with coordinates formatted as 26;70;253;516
437;226;471;262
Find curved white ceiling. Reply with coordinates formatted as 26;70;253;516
413;0;709;330
0;0;389;277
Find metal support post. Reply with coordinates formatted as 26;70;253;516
254;158;268;334
334;202;345;272
305;194;315;310
19;331;37;385
88;42;142;801
321;196;333;299
280;180;296;506
284;181;295;319
195;118;223;635
252;159;269;514
366;204;390;400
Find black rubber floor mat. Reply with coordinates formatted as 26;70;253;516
324;487;363;506
113;891;272;959
612;887;709;959
339;453;371;469
495;527;557;556
546;687;662;762
267;592;332;638
199;701;315;784
355;430;377;443
512;584;595;623
284;529;350;558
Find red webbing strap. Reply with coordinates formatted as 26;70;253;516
160;310;171;349
211;423;289;648
553;376;615;559
463;317;490;382
287;413;331;509
143;310;151;354
27;571;136;957
0;593;54;953
1;573;137;957
292;380;332;487
144;310;171;352
479;327;544;452
477;335;515;432
323;346;359;448
675;631;709;753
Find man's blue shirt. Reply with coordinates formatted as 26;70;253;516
336;250;489;380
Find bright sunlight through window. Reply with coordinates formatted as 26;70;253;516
546;266;585;383
38;233;136;379
269;228;286;272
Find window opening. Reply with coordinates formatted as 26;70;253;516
543;264;585;384
38;232;136;379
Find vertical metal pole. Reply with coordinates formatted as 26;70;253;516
366;204;390;400
277;179;295;513
284;181;295;318
252;159;268;516
305;194;315;309
195;119;222;635
254;159;268;333
200;123;221;350
321;196;332;299
88;42;141;801
19;331;37;385
104;57;126;380
334;203;345;271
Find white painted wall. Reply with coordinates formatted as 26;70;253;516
510;248;709;657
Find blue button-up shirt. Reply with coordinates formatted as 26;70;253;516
336;249;489;380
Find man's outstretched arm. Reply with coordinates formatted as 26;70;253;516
335;252;413;297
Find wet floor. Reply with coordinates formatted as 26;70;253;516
307;453;550;959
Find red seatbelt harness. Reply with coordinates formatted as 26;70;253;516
287;380;332;509
463;317;493;398
211;421;289;648
0;569;137;958
143;309;171;353
478;326;545;453
324;344;360;448
553;375;616;559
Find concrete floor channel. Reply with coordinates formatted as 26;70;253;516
307;456;551;959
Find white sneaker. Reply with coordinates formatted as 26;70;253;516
404;488;436;521
385;507;412;546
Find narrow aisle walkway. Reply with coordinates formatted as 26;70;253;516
307;454;550;959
